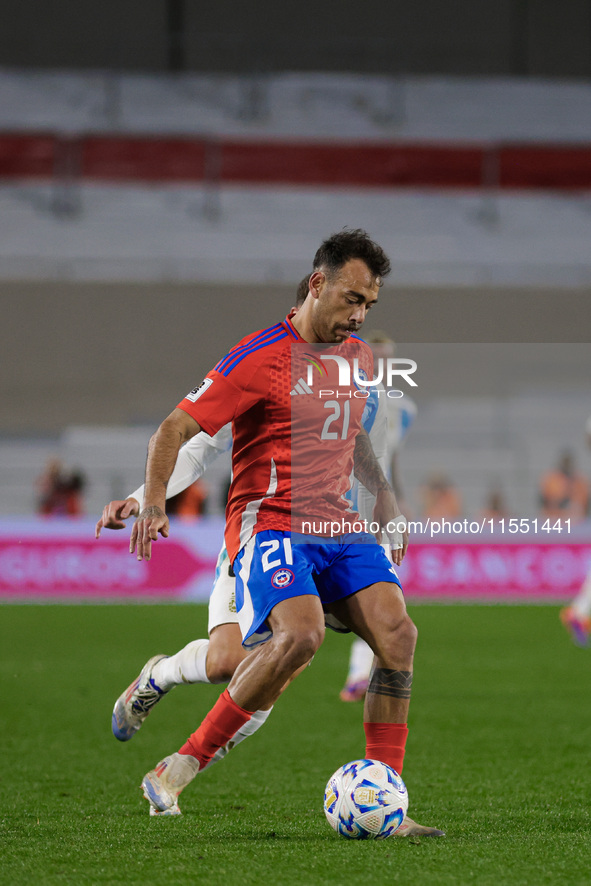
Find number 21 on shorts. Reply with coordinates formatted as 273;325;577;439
260;537;293;572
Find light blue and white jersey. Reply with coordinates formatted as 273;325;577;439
351;385;417;524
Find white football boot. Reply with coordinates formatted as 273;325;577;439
141;753;200;815
112;654;171;741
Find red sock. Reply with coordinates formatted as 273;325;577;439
179;689;254;769
363;722;409;774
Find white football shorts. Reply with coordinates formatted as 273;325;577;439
207;544;240;633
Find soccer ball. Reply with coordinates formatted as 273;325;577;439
323;759;408;839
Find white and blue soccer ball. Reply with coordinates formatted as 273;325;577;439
323;759;408;839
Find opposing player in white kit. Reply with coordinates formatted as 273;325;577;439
340;332;417;702
96;421;279;775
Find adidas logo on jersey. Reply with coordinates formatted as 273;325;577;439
290;377;313;396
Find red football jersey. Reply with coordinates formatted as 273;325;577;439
177;316;373;562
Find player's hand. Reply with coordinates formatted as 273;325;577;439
95;498;140;538
385;514;408;566
130;505;169;561
372;488;409;565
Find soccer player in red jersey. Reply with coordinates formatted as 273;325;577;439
124;230;444;836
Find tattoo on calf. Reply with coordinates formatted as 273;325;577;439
368;668;413;699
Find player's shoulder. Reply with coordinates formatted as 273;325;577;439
214;320;294;377
227;321;291;352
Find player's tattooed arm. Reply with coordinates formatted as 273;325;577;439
353;428;408;564
142;409;202;509
131;408;202;560
353;427;390;495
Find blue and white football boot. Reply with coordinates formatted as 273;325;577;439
112;654;171;741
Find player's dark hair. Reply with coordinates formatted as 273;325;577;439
313;229;391;284
295;274;311;306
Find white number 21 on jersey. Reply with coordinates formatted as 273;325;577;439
321;399;351;440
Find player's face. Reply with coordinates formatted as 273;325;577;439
310;259;380;343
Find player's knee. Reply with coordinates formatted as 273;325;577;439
206;647;245;683
402;615;418;652
273;623;324;669
394;613;417;649
379;613;417;662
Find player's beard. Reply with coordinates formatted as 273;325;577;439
332;322;361;342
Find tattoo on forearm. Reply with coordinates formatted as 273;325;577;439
368;668;413;699
353;431;390;495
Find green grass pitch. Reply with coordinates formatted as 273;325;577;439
1;603;590;885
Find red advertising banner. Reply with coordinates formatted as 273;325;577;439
397;542;591;602
0;518;223;602
0;519;589;603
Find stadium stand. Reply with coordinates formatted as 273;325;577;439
1;71;589;518
1;72;591;286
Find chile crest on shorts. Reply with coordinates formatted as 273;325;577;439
271;567;295;589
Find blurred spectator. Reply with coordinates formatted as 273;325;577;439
479;483;510;521
167;479;209;519
420;471;463;521
36;458;86;516
538;450;589;523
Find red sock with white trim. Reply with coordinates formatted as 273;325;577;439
179;689;255;769
363;722;409;774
